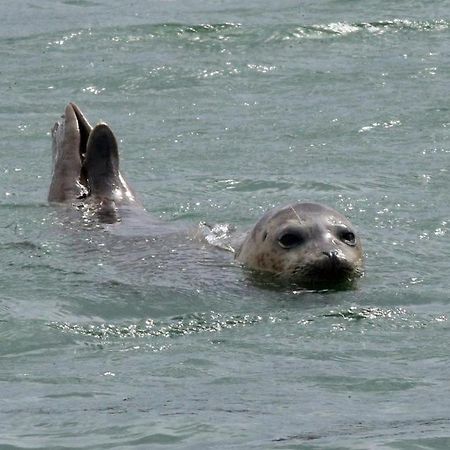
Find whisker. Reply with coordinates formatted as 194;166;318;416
289;205;303;224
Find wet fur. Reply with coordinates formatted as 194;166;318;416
235;203;364;288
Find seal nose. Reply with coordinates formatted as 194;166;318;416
322;250;339;262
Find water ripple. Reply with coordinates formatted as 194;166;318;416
48;307;448;342
109;22;242;44
36;18;450;52
266;19;449;42
49;312;263;339
113;19;450;44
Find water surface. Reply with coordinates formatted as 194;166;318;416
2;1;450;448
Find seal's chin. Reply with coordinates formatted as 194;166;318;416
245;259;362;291
290;257;362;290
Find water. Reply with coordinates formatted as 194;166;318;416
2;0;450;448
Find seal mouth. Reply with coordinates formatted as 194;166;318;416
290;255;362;290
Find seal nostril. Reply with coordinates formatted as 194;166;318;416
323;251;338;260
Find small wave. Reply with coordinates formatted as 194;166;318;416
358;120;402;133
214;179;293;192
119;19;449;43
314;19;449;35
49;312;263;339
109;22;242;44
324;306;408;320
109;19;449;47
265;19;449;42
0;240;41;251
197;222;236;252
11;18;450;52
322;306;448;330
171;22;242;34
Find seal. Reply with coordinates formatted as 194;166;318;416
48;103;364;289
48;102;138;223
235;202;363;288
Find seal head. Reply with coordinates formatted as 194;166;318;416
235;202;363;289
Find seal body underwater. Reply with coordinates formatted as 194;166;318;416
235;202;364;288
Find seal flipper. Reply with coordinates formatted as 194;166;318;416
70;102;92;170
82;123;123;223
49;104;139;222
48;103;92;202
83;123;120;198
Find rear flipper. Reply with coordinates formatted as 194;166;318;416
82;123;138;223
48;103;92;202
83;124;120;199
48;103;139;223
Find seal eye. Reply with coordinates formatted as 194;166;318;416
278;232;303;249
340;230;356;246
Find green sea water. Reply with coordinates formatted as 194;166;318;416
2;1;450;448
